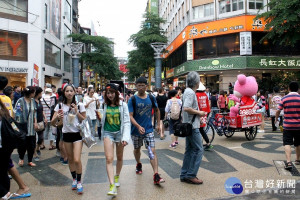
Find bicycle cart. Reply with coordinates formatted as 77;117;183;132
204;112;263;144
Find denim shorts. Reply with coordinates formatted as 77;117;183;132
103;130;122;143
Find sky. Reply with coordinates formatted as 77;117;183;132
78;0;149;58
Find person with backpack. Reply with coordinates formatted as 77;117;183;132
128;77;165;185
41;88;56;151
156;88;168;140
196;83;212;151
165;90;182;148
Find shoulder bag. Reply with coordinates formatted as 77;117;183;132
173;105;197;137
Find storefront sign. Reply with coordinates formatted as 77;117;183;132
248;57;300;69
33;64;39;86
0;30;27;61
166;68;174;78
164;15;266;58
187;40;193;60
240;32;252;55
0;66;28;73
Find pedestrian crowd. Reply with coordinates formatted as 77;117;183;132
0;72;299;199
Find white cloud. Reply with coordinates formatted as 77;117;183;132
78;0;148;58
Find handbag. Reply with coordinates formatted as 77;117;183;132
173;103;197;137
77;115;97;148
1;116;26;150
35;121;45;132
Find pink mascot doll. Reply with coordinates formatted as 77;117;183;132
229;74;258;117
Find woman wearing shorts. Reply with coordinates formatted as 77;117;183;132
101;84;130;196
165;90;182;148
51;84;86;194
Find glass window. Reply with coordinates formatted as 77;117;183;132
0;0;28;21
64;0;71;22
220;0;243;13
64;25;71;44
193;3;214;19
64;52;71;72
204;3;214;17
249;0;263;10
45;4;48;29
45;39;61;69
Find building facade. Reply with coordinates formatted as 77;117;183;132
0;0;73;88
160;0;300;91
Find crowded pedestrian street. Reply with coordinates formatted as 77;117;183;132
7;121;300;200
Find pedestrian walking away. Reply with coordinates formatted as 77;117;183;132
101;83;131;196
128;76;165;185
51;84;86;195
275;81;300;170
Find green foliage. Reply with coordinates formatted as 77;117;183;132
256;0;300;46
70;33;122;80
127;12;167;81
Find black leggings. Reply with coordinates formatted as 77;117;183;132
37;131;44;145
17;135;36;162
200;127;210;144
0;148;11;197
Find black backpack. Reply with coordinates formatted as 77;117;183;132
131;94;156;117
1;117;26;151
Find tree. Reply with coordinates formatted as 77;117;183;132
256;0;300;46
127;12;167;81
70;33;122;80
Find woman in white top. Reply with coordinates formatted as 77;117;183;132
51;84;86;195
83;88;99;136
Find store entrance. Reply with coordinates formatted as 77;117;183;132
0;73;27;88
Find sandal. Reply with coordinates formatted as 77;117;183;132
49;146;56;150
18;160;24;167
284;161;293;170
28;162;36;167
40;145;45;150
1;192;12;200
295;160;300;165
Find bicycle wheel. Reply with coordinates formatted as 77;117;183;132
204;123;215;145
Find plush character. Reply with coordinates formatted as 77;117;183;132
229;74;258;117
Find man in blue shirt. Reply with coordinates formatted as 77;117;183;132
128;77;165;185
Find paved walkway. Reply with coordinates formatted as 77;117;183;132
9;121;300;199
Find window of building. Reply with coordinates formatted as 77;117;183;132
249;0;263;10
64;25;71;44
45;4;48;29
194;33;240;59
193;3;214;19
0;0;28;21
64;0;71;22
45;39;61;69
219;0;244;14
64;52;71;72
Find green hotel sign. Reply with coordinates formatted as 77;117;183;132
173;56;300;76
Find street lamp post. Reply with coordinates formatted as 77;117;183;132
151;42;166;89
69;42;83;87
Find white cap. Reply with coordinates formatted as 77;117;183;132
45;88;52;93
197;82;206;91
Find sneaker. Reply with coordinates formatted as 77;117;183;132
258;130;265;133
280;126;283;132
114;175;120;187
169;143;176;148
136;163;142;174
153;173;165;185
107;184;117;196
36;150;41;156
175;141;179;145
71;179;77;190
60;157;64;162
77;183;83;194
204;145;213;151
56;150;61;157
34;156;40;162
62;160;68;166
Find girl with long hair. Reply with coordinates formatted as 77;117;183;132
51;84;86;194
102;84;130;196
15;86;37;167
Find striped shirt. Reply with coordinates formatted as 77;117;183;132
41;95;53;121
278;92;300;130
257;95;266;109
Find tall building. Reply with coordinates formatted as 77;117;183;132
160;0;300;91
0;0;74;88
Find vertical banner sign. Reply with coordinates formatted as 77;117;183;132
33;64;39;86
187;40;194;60
240;32;252;55
173;78;178;87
